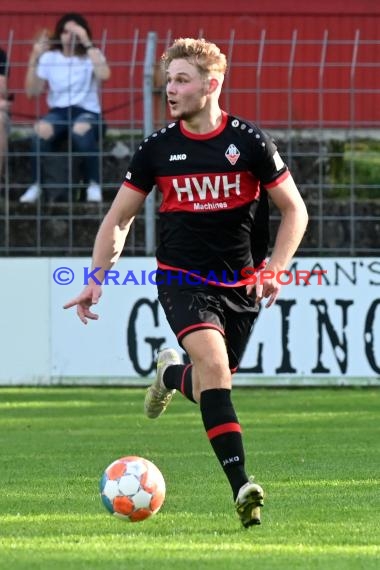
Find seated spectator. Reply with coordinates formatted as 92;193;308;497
0;46;10;189
20;12;111;203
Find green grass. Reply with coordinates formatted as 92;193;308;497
0;388;379;570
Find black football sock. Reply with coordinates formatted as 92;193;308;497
200;388;248;500
163;364;196;403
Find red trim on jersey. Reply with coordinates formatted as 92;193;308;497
177;322;225;341
156;260;267;288
180;111;228;140
207;422;242;440
157;170;259;213
264;170;290;189
123;180;148;196
254;259;267;272
230;366;238;374
180;364;192;395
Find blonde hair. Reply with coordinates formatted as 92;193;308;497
161;38;227;78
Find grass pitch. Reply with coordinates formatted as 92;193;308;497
0;387;379;570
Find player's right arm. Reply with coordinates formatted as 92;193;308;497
63;184;146;323
91;184;146;281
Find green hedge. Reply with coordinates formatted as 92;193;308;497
329;139;380;199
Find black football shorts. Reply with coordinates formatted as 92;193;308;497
157;272;260;372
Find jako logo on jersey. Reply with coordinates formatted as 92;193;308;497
169;153;187;161
225;144;240;165
172;174;241;201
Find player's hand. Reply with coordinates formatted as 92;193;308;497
63;283;102;324
249;268;281;308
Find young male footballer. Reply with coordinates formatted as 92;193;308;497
65;38;308;528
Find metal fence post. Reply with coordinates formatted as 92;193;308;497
255;29;266;125
318;30;329;251
3;29;13;254
349;29;360;255
225;29;235;113
143;31;157;256
287;29;298;168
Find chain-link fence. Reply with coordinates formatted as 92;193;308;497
1;31;379;256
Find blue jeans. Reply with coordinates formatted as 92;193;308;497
31;106;104;185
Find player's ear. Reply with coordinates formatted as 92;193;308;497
207;77;220;94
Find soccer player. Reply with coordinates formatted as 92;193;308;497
64;38;308;528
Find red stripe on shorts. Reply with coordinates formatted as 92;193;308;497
177;322;225;341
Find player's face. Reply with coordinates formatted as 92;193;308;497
166;59;208;120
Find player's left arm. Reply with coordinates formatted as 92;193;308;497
254;174;308;307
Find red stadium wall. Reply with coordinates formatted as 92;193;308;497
0;0;379;128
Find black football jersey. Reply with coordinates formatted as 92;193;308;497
124;111;289;285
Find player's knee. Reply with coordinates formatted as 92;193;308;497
196;355;231;389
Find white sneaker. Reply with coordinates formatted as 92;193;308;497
235;476;264;528
19;183;41;203
86;182;102;202
144;348;180;419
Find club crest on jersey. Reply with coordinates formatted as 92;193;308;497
225;144;240;165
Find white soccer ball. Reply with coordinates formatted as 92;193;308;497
99;456;166;522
